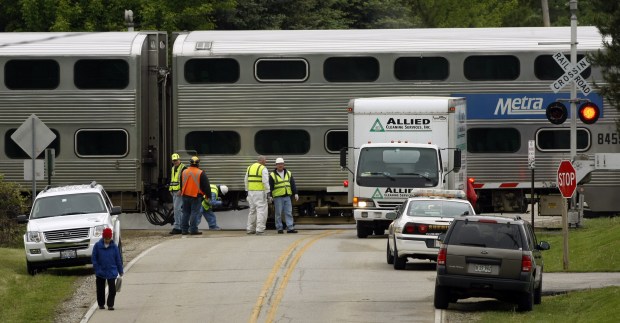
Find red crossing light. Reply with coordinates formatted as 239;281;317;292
578;102;600;124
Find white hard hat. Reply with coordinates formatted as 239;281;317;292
219;185;228;195
275;157;285;164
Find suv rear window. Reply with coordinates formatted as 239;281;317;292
449;221;523;250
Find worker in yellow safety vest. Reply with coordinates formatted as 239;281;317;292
168;153;186;235
269;157;299;234
244;155;270;235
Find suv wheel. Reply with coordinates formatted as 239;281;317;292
434;284;450;309
26;260;39;276
517;284;534;311
386;240;394;264
534;275;542;305
393;241;406;270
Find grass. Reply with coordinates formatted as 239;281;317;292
476;286;620;323
537;217;620;272
0;248;80;323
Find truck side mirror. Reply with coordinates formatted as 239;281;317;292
452;149;461;173
339;148;347;168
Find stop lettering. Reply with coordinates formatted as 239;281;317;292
557;160;577;198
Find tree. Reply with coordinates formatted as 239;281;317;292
588;0;620;132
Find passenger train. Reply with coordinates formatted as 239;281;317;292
1;27;617;224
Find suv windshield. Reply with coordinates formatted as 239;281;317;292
449;221;523;249
31;193;107;219
407;200;472;217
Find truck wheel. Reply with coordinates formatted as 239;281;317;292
374;228;385;236
356;224;369;238
393;241;406;270
386;240;394;264
434;284;450;309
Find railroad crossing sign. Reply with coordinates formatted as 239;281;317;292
549;52;592;96
557;160;577;198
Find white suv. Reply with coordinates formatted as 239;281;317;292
17;181;122;275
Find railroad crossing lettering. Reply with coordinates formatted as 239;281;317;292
549;52;592;96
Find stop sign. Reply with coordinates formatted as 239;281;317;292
557;160;577;198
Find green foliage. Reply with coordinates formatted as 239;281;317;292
0;248;77;323
537;217;620;272
588;0;620;133
0;175;27;248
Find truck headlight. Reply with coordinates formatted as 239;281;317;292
26;231;42;243
93;225;105;237
354;197;375;208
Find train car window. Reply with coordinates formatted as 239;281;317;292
185;131;241;155
536;128;590;151
464;55;520;81
323;57;379;82
325;130;348;153
5;129;60;158
5;59;59;90
534;54;592;80
76;129;128;157
74;59;129;89
394;57;449;81
467;128;520;153
185;58;239;83
255;59;308;82
255;130;310;154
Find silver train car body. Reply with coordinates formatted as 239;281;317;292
0;32;169;211
172;27;619;216
1;27;618;220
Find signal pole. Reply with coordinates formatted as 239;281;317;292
570;0;578;161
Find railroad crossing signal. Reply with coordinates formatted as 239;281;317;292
549;52;592;96
557;160;577;198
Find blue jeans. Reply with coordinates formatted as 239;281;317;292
273;196;294;231
171;191;182;230
181;196;202;233
197;208;219;229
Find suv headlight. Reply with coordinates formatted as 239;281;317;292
93;225;106;237
354;197;375;208
26;231;42;243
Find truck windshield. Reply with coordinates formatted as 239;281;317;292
357;147;439;187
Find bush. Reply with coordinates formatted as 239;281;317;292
0;174;27;247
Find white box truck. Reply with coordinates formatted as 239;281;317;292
340;96;467;238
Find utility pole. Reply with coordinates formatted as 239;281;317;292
542;0;551;27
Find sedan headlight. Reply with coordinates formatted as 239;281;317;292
93;225;106;237
26;231;42;243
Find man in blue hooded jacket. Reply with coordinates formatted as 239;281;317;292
92;227;124;310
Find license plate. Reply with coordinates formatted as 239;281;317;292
473;264;492;273
60;250;77;259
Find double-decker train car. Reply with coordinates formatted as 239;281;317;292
0;32;169;213
1;27;618;225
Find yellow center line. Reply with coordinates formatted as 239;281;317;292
248;230;343;323
265;230;343;323
248;234;312;323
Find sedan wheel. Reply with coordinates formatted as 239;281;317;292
386;240;394;264
393;240;407;270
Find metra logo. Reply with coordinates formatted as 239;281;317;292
494;97;546;115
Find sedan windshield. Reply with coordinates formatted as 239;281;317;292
31;193;106;219
406;200;472;217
